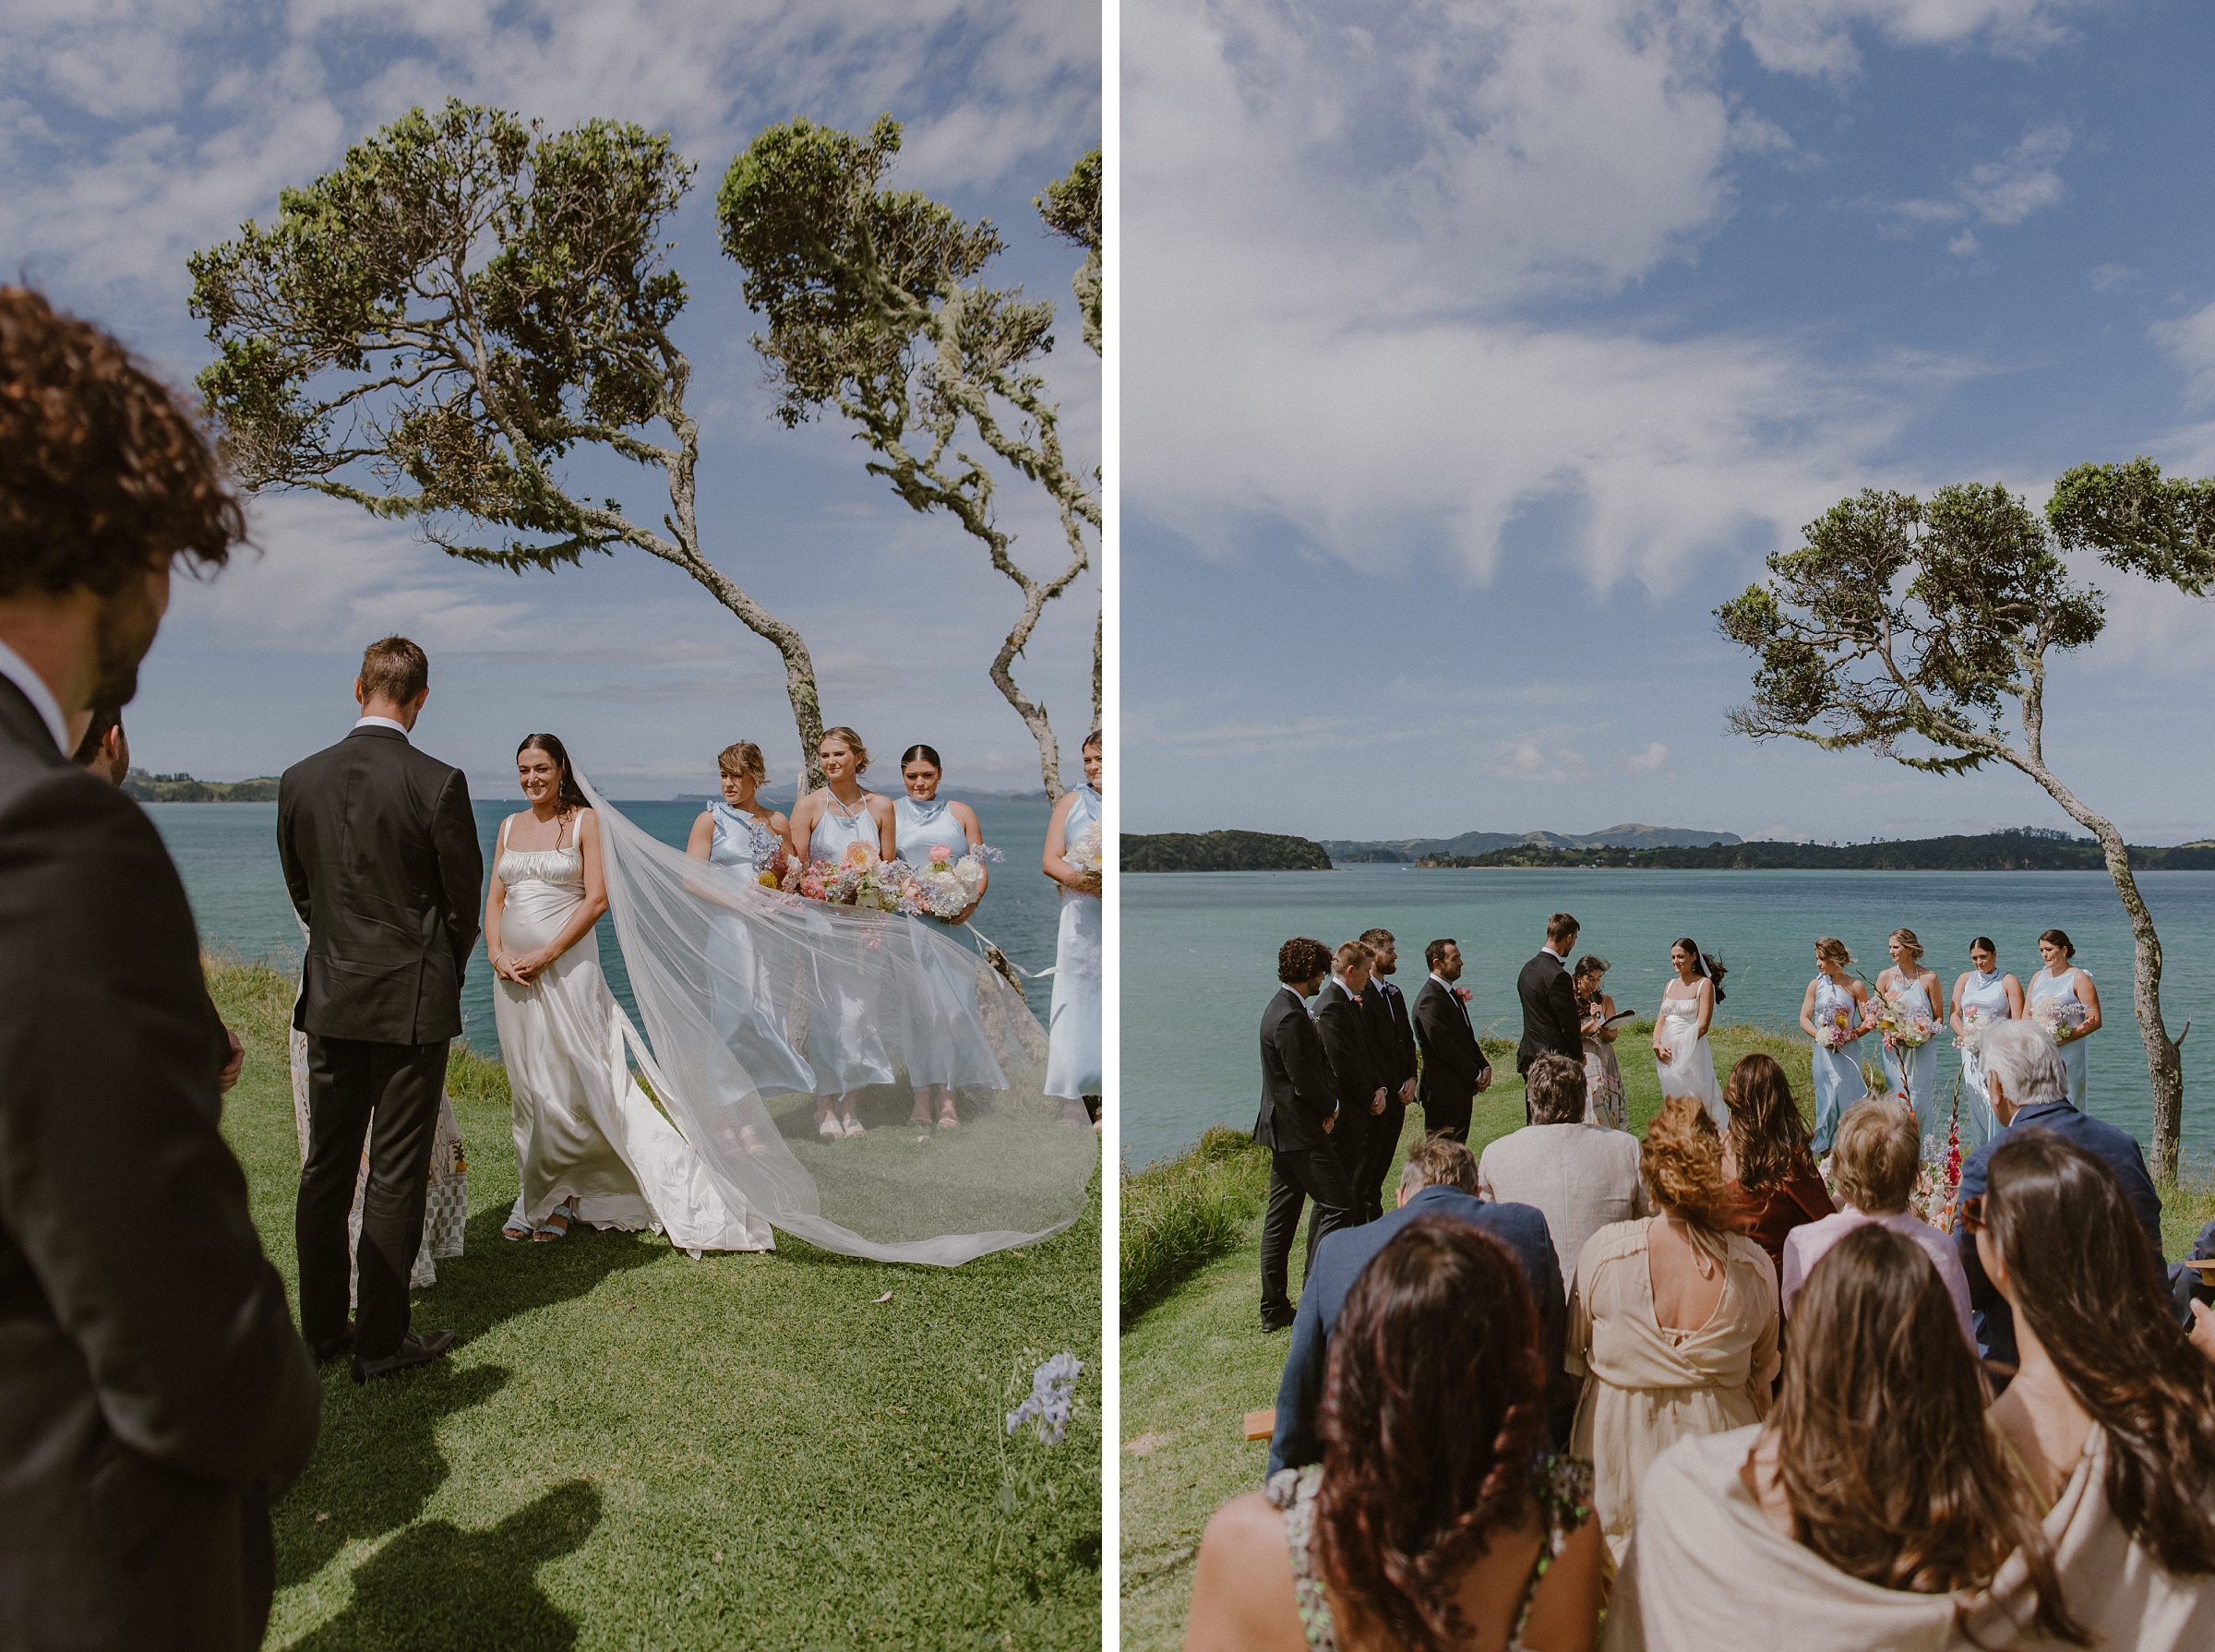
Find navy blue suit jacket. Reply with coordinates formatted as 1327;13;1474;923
1266;1184;1570;1476
1953;1100;2164;1370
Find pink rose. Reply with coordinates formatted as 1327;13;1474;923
930;844;952;864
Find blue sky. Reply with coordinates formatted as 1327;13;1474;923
1123;0;2215;844
2;0;1099;800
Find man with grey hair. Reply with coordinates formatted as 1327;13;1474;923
1477;1052;1645;1297
1953;1017;2164;1376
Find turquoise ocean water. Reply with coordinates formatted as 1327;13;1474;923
1124;866;2215;1170
150;798;1060;1055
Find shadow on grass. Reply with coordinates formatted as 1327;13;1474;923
276;1207;659;1587
289;1479;601;1652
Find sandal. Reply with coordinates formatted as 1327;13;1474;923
502;1215;534;1242
533;1205;575;1242
936;1100;959;1130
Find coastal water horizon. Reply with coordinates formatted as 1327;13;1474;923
1124;864;2215;1172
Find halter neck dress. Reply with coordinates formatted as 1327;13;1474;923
1044;785;1102;1104
2029;965;2091;1107
1808;973;1864;1155
1957;968;2015;1148
1877;971;1941;1140
699;802;814;1097
800;790;895;1098
890;795;999;1092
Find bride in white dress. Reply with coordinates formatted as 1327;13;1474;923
1652;936;1727;1131
1042;730;1103;1126
485;734;769;1253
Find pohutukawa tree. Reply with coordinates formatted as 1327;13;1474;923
716;116;1102;799
1718;472;2210;1179
187;100;832;786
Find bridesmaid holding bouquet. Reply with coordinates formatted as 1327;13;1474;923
2028;928;2101;1107
1797;938;1868;1155
1873;928;1942;1140
1948;937;2023;1149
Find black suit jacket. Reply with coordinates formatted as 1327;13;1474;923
1515;951;1584;1074
0;676;321;1649
1312;978;1383;1122
278;724;483;1045
1367;977;1419;1094
1414;976;1491;1112
1255;988;1337;1153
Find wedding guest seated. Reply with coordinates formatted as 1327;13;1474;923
1569;1095;1777;1567
1269;1136;1571;1473
1604;1223;2081;1651
1966;1131;2215;1642
1479;1052;1645;1299
1780;1098;1972;1347
1952;1017;2163;1373
1189;1218;1602;1652
1719;1052;1834;1286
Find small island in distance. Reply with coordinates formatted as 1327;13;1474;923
124;769;281;803
1121;830;1333;872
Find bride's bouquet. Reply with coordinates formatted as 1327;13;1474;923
1067;822;1103;880
1814;1002;1858;1051
1871;985;1936;1053
2029;996;2088;1046
784;842;907;911
898;843;1002;921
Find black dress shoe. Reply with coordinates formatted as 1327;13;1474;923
351;1330;458;1383
311;1322;355;1365
1261;1314;1296;1335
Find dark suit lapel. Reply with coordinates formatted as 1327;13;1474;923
0;674;65;765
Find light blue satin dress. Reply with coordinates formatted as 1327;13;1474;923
1956;969;2014;1149
701;803;814;1096
1045;785;1102;1102
893;795;988;1091
2029;965;2090;1107
1809;974;1864;1155
1879;973;1941;1142
803;793;894;1095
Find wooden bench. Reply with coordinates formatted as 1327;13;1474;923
1243;1407;1275;1441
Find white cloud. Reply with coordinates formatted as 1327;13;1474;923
2089;263;2138;292
1949;229;1981;257
1730;0;2087;81
1628;741;1670;774
1958;121;2070;224
2152;301;2215;408
1499;741;1590;783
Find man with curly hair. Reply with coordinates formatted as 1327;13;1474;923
0;287;320;1651
1255;936;1357;1331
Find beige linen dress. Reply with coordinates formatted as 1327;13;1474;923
1566;1217;1778;1565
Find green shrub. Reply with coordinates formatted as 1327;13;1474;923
1120;1126;1270;1322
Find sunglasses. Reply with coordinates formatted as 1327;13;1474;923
1958;1194;1985;1234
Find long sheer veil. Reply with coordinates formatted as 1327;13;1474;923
580;771;1096;1264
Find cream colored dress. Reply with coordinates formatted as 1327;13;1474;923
1567;1217;1779;1566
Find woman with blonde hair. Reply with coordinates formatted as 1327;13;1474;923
1874;928;1943;1137
1568;1095;1778;1566
1796;938;1867;1155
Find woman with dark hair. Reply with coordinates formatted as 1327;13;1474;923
1949;936;2023;1150
1608;1222;2084;1649
2027;928;2101;1107
1968;1131;2215;1640
1570;1095;1777;1566
1573;955;1625;1131
1043;729;1104;1127
1186;1217;1602;1651
487;734;769;1251
1720;1053;1834;1286
893;742;989;1129
1652;938;1726;1131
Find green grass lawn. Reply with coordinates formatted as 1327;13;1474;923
208;964;1101;1651
1117;1024;2215;1651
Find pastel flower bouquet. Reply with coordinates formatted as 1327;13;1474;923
783;842;905;910
1909;1081;1967;1231
1067;822;1103;880
1956;1001;1998;1055
1814;1001;1858;1051
1871;985;1938;1054
899;843;1002;921
2030;996;2088;1046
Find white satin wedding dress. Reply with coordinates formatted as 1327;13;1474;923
1655;988;1726;1131
492;819;771;1255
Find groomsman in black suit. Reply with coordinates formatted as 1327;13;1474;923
1255;937;1357;1331
0;286;321;1649
1515;912;1586;1124
1355;928;1419;1222
280;635;483;1382
1312;940;1388;1215
1413;938;1492;1142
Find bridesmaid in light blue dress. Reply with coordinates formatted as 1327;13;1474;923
784;727;899;1138
1948;937;2023;1150
893;742;990;1130
1797;937;1869;1155
2029;928;2101;1107
1874;928;1944;1142
683;740;816;1107
1042;731;1103;1127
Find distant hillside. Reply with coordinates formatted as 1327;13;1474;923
1123;830;1332;872
1419;830;2215;872
124;769;281;803
1322;822;1742;863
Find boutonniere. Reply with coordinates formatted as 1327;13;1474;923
1454;987;1472;1003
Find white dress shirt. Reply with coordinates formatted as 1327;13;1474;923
0;637;69;753
353;714;410;737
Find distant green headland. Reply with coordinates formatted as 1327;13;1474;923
124;769;281;803
1419;828;2215;872
1121;830;1332;872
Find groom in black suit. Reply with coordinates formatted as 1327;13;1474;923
0;286;320;1649
280;635;482;1382
1515;912;1586;1124
1412;938;1491;1142
1255;937;1356;1331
